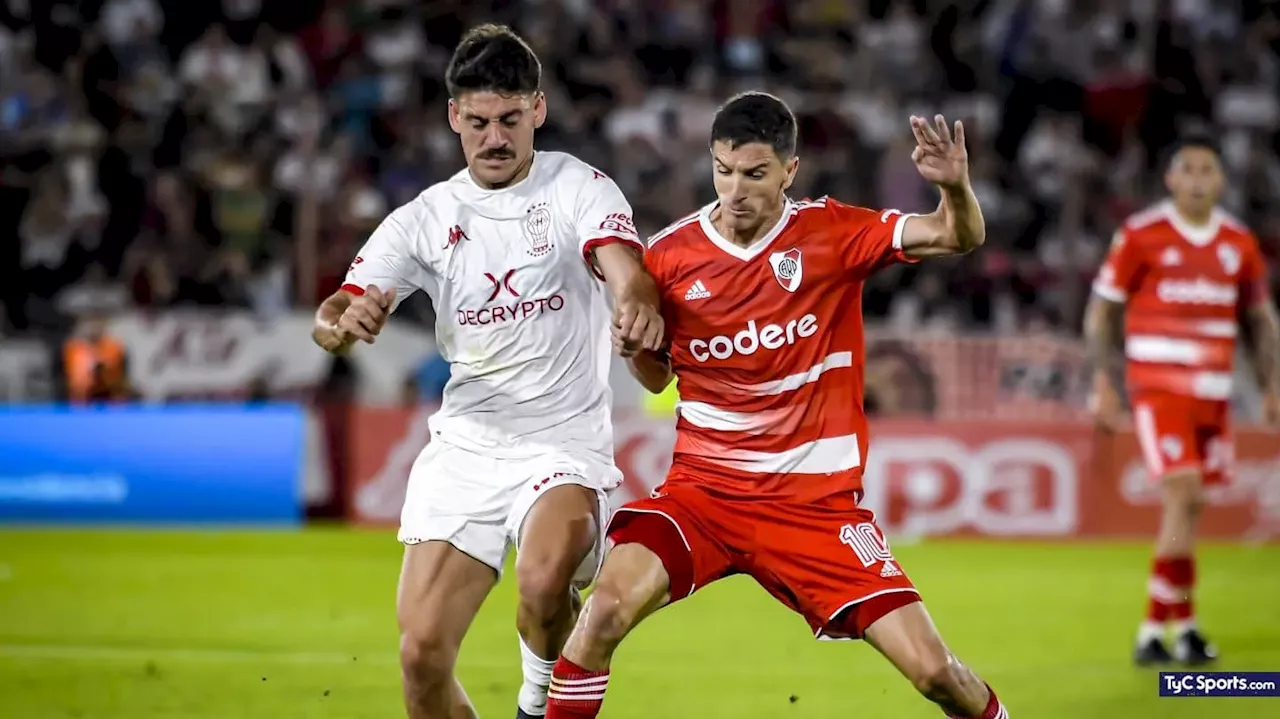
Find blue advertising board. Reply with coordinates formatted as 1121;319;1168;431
0;404;304;524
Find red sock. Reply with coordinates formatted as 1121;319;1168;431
546;656;609;719
947;684;1008;719
1165;556;1195;624
1146;557;1173;623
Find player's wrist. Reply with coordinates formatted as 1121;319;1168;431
938;176;973;197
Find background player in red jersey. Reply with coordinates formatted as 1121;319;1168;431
544;93;1009;719
1085;136;1280;666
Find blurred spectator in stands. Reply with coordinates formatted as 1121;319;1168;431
208;152;272;264
299;3;361;89
100;0;162;49
2;0;1278;356
62;312;130;403
275;128;346;202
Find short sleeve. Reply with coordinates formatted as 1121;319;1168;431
1092;228;1146;303
827;199;921;275
1239;233;1271;308
574;170;644;278
341;209;426;312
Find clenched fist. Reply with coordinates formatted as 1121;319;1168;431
612;295;664;358
339;285;397;345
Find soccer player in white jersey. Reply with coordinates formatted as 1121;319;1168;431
311;25;663;719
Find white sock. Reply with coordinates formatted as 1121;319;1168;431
1137;621;1165;644
1171;619;1197;637
517;637;555;716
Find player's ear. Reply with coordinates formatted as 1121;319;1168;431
533;92;547;129
447;98;462;135
782;155;799;192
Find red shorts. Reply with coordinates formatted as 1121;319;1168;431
607;481;920;640
1131;392;1232;485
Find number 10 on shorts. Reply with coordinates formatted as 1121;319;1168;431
840;522;902;577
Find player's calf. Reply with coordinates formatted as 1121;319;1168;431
1138;469;1217;665
515;484;601;717
865;601;1009;718
546;542;672;719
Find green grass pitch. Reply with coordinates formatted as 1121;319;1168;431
1;528;1278;718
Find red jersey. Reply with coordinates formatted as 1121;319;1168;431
1092;200;1269;401
646;197;918;502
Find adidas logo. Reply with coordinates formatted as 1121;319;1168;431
880;560;902;578
684;280;711;301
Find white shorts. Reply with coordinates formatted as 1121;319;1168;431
399;438;621;586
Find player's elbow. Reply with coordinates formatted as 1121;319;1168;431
909;214;983;257
942;217;985;254
632;366;673;395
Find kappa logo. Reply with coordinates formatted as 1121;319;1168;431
444;225;469;249
768;248;803;292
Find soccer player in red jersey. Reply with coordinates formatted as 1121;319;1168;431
544;92;1008;719
1086;136;1280;666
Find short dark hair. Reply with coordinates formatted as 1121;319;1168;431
1166;132;1221;168
445;24;541;98
710;92;798;158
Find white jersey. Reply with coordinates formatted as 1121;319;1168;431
343;151;642;459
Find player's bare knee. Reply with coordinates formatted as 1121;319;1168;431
1162;471;1205;514
910;653;970;704
578;582;639;648
399;626;457;685
515;557;577;626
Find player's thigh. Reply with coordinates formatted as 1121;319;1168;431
512;482;601;594
605;484;737;605
577;541;674;641
750;494;920;640
396;540;497;649
400;441;516;577
1195;402;1234;488
1132;395;1205;485
508;452;619;589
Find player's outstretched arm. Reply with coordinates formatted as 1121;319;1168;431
592;244;665;357
1245;297;1280;425
1084;292;1126;431
898;115;986;258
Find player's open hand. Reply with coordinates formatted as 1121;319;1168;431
1089;375;1124;433
1263;392;1280;427
338;285;396;344
909;114;969;190
612;298;664;358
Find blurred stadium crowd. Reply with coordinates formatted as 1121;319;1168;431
3;0;1280;363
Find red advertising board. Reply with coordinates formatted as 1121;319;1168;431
345;407;1280;541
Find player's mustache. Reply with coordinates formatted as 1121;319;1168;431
479;148;514;160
